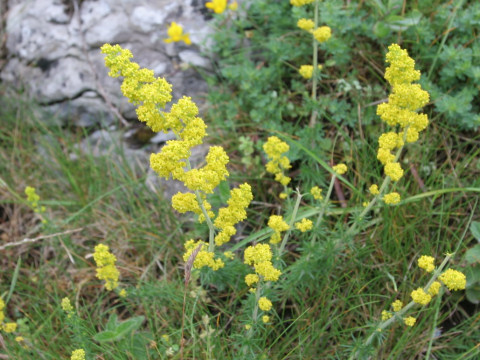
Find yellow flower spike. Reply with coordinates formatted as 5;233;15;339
254;261;281;282
93;244;120;291
164;22;191;45
295;218;313;232
61;298;74;313
258;297;272;311
438;269;466;291
310;186;323;200
206;0;227;14
268;215;290;244
183;240;224;271
404;316;416;327
71;349;86;360
411;288;432;305
418;255;435;273
263;136;291;186
312;26;332;43
244;244;272;266
383;192;401;205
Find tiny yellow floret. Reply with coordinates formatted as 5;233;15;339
290;0;315;6
3;322;17;333
262;315;270;323
93;244;120;291
381;310;392;321
404;316;416;327
206;0;227;14
310;186;323;200
384;162;404;181
297;18;315;31
245;274;259;287
439;269;466;291
369;184;380;195
61;297;73;313
298;65;323;79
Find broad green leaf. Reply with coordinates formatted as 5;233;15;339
94;330;120;342
466;285;480;305
470;221;480;241
114;316;145;339
465;244;480;265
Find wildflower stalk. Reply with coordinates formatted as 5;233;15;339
311;173;336;244
243;283;263;355
279;190;303;256
309;0;320;128
357;254;453;356
345;126;409;238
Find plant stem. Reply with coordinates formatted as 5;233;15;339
279;190;303;256
309;0;320;128
311;174;336;244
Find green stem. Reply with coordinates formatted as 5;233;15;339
311;175;336;244
309;0;320;128
279;190;303;256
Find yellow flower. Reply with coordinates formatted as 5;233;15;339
245;324;251;330
245;274;259;287
290;0;315;6
404;316;416;327
279;192;288;199
332;163;347;175
15;336;24;342
312;26;331;43
263;136;291;186
71;349;86;360
3;322;17;333
206;0;227;14
392;300;403;312
244;244;281;281
258;297;272;311
369;184;380;195
428;281;441;296
381;310;392;321
418;255;435;273
93;244;120;291
298;64;323;79
384;162;404;181
229;1;238;11
164;22;191;45
119;289;127;298
383;192;400;205
438;269;466;291
262;315;270;323
310;186;323;200
294;218;313;232
297;18;315;31
411;288;432;305
268;215;290;244
183;240;224;271
61;298;73;313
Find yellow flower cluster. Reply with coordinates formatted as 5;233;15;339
297;18;314;31
439;269;466;291
102;44;253;269
71;349;86;360
383;192;400;205
428;281;441;296
25;186;46;214
392;300;403;312
164;22;191;45
0;297;17;334
310;186;323;200
258;297;272;311
93;244;120;291
418;255;435;273
404;316;416;327
263;136;291;186
183;240;225;271
268;215;290;244
411;287;432;305
381;310;392;321
290;0;315;6
61;298;74;314
206;0;227;14
375;44;429;197
298;64;323;79
295;218;313;232
369;184;379;195
244;243;281;283
332;163;347;175
312;26;332;43
213;184;253;246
